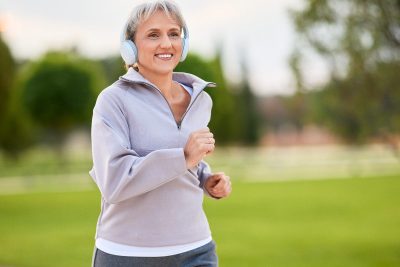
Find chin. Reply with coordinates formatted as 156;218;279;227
138;60;178;76
154;63;178;74
151;67;173;75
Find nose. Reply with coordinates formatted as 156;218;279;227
160;34;172;49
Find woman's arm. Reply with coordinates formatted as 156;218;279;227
90;90;187;204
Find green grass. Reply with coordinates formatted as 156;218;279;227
0;176;399;267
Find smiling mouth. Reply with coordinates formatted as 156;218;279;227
155;53;173;60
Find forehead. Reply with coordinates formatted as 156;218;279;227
138;10;180;31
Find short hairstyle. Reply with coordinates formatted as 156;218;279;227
124;0;186;43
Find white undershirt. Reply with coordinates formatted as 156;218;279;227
96;237;212;257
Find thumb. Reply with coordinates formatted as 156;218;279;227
207;173;223;186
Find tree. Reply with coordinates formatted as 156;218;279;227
20;51;106;148
0;34;16;141
99;56;126;85
234;56;262;145
0;34;15;130
0;33;16;128
0;34;35;158
290;0;400;145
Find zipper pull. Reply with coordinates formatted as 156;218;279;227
177;121;182;130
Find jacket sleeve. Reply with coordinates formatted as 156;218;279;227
197;160;219;199
198;160;212;188
197;92;218;198
89;90;187;204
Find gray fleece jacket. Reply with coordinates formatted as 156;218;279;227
89;67;216;247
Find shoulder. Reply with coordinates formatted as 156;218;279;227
201;90;213;103
94;81;129;115
199;90;213;111
98;80;130;100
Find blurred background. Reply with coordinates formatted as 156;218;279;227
0;0;399;266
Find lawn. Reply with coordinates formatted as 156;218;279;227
0;176;399;267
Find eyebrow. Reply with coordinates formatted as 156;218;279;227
146;27;180;33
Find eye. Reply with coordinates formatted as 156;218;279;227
148;32;159;39
169;32;181;39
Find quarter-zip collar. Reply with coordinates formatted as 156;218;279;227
119;67;216;129
119;67;216;96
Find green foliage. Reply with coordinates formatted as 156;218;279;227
310;62;400;143
98;56;126;85
0;91;35;159
0;35;35;158
290;0;400;143
234;60;262;145
20;51;106;139
0;34;15;121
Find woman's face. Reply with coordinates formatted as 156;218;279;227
134;11;183;77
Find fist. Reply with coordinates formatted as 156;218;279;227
204;172;232;199
184;127;215;169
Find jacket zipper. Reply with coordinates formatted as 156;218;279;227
177;91;206;129
120;78;213;130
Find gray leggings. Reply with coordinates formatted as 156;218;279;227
92;240;218;267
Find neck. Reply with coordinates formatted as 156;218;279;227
138;69;174;98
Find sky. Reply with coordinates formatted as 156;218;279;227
0;0;328;96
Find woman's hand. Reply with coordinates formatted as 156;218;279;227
205;172;232;199
184;127;215;169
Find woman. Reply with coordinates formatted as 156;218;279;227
90;1;231;266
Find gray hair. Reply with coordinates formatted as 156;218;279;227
124;0;187;43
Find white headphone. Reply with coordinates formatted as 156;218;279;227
120;20;190;65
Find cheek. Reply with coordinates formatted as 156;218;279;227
176;41;183;53
136;42;155;59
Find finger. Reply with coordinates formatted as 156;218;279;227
197;133;214;140
207;173;225;184
194;134;212;142
207;174;221;186
195;127;211;134
206;145;215;154
214;177;227;191
205;137;215;144
197;136;215;145
195;131;214;140
218;176;231;190
212;186;228;198
218;181;232;196
190;129;210;139
195;140;213;153
205;179;219;190
201;143;215;154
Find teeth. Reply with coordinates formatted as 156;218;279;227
156;54;172;58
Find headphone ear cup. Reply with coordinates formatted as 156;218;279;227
120;40;138;65
180;37;189;62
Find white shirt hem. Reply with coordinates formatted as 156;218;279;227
95;236;212;257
